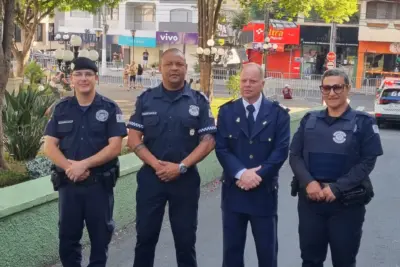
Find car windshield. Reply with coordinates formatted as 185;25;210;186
382;88;400;97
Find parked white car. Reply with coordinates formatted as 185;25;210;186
374;81;400;127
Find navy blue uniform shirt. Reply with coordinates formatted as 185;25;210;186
127;82;217;164
290;106;383;195
44;93;127;172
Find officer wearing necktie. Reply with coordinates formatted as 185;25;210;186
44;57;127;267
216;63;291;267
289;69;383;267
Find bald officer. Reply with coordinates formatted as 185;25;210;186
127;48;216;267
44;57;127;267
216;63;291;267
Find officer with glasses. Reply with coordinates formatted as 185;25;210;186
289;68;383;267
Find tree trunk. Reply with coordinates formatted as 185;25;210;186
198;0;222;100
12;26;36;78
15;51;31;77
0;0;16;170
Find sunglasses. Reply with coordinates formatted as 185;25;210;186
319;84;348;95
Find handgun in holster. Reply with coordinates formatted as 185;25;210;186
50;165;66;191
290;176;300;197
101;163;120;190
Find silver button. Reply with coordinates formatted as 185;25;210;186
249;155;253;159
249;140;253;144
229;135;232;138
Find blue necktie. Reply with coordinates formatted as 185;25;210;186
247;104;255;134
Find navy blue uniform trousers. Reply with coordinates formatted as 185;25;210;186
58;182;114;267
222;210;278;267
133;166;200;267
298;193;366;267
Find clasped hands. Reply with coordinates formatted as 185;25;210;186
154;160;180;182
306;181;336;202
236;166;262;191
65;160;90;182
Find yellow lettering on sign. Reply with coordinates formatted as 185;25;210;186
269;29;284;37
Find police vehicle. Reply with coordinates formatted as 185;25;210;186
374;80;400;126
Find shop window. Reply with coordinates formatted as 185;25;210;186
107;6;119;20
36;24;43;42
396;4;400;20
70;11;90;18
365;53;400;74
170;9;192;22
366;1;394;20
14;26;21;42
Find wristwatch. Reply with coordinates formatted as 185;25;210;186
179;163;188;174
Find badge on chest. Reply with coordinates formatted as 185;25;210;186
333;130;346;144
96;109;109;122
189;105;199;117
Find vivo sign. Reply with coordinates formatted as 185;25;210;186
156;31;198;45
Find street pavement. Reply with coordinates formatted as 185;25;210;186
51;125;400;267
96;83;376;122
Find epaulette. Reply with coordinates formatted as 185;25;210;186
101;95;117;106
218;99;234;109
354;109;373;118
193;90;210;103
273;100;290;113
54;96;72;107
138;88;152;98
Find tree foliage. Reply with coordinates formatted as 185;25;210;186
12;0;121;77
238;0;358;24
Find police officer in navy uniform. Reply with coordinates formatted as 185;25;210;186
215;63;291;267
127;48;216;267
289;69;383;267
44;57;127;267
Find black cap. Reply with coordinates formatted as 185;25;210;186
71;57;98;73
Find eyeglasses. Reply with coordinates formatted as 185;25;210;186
319;84;348;95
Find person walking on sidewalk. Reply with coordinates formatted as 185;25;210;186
127;48;216;267
43;57;127;267
215;63;291;267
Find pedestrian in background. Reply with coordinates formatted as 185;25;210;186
290;68;383;267
127;48;216;267
216;63;291;267
43;57;127;267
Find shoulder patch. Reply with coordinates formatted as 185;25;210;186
218;99;234;109
273;100;290;112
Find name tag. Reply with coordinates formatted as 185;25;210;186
142;112;157;116
58;120;73;124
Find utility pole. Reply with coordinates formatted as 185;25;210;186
329;21;337;53
263;3;270;78
101;4;108;75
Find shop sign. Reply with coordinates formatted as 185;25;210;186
156;32;198;45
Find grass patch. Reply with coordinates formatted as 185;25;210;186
0;159;29;188
210;97;234;118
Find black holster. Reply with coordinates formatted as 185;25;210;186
50;168;67;191
290;176;300;197
100;165;120;191
340;178;374;206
